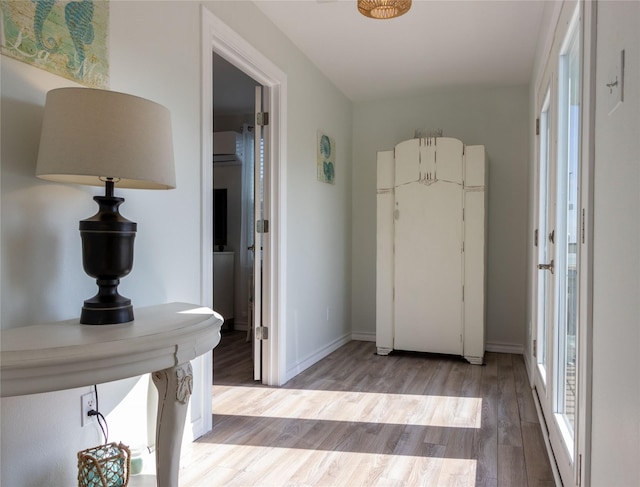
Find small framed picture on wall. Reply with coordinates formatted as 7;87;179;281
317;131;335;184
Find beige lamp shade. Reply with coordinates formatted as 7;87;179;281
36;88;176;190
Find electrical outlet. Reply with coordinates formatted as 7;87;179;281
81;392;96;427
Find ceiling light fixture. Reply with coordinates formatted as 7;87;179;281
358;0;412;19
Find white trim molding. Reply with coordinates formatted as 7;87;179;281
485;341;525;355
285;333;352;384
351;331;376;342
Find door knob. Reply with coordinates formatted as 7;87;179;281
248;244;255;252
538;260;554;274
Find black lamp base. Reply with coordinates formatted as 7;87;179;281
81;278;134;325
81;305;133;325
79;180;137;325
81;301;134;325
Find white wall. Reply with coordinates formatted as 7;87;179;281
1;1;353;482
1;2;206;483
591;1;640;484
352;87;530;349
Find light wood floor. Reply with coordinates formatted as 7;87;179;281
179;332;555;486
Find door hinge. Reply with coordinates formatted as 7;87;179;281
536;118;540;135
256;112;269;126
256;326;268;340
257;219;269;233
462;285;464;302
581;208;585;244
578;453;582;486
534;228;539;247
533;339;537;358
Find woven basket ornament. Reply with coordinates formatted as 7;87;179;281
77;442;131;487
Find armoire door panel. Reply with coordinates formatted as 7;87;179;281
393;178;463;355
395;138;421;186
464;145;486;187
462;145;487;363
462;190;486;363
432;137;464;184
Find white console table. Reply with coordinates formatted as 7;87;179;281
0;302;223;487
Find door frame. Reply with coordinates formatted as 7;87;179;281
200;7;288;391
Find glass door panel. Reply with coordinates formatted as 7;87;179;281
555;17;581;445
537;89;552;386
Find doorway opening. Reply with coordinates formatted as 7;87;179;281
201;7;287;388
213;52;259;381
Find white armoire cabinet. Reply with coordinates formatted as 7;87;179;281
376;137;487;365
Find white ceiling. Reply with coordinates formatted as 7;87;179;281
254;0;546;102
213;0;546;114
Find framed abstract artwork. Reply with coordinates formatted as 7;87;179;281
317;131;335;184
1;0;109;88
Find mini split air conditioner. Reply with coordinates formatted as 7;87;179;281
213;131;243;165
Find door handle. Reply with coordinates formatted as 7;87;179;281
248;244;255;252
538;260;554;274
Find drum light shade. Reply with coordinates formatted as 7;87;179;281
358;0;412;19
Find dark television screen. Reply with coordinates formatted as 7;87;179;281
213;188;227;250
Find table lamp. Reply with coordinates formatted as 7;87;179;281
35;88;176;325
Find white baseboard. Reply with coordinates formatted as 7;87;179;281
532;383;563;486
283;335;524;384
522;348;534;383
350;334;524;355
233;320;248;332
284;333;352;383
351;331;376;342
485;341;524;355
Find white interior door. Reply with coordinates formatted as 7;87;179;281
252;85;266;381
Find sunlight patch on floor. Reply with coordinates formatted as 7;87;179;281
180;442;478;486
213;385;482;428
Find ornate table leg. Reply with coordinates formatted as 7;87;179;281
152;362;193;487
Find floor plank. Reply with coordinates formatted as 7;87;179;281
497;353;524;448
179;333;556;486
521;421;556;487
498;444;527;486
